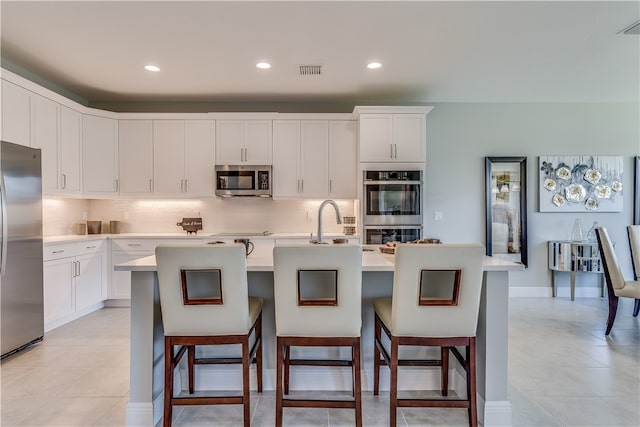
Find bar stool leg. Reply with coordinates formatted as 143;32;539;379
467;338;478;427
373;315;381;395
188;345;195;394
284;344;290;395
441;346;449;396
163;338;174;427
275;338;284;427
354;338;362;427
242;339;250;427
389;336;399;427
256;314;263;392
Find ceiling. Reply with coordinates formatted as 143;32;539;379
1;1;638;111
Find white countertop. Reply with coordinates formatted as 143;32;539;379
115;247;524;273
44;232;358;245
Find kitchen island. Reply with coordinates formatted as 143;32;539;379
116;246;523;427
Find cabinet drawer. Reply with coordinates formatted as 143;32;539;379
43;243;76;261
111;239;159;252
75;239;105;256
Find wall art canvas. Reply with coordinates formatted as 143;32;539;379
539;155;623;212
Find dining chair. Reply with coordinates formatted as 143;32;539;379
372;243;485;427
595;227;640;335
155;243;263;426
625;225;640;317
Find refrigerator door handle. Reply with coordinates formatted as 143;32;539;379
0;171;7;276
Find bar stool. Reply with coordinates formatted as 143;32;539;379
155;243;263;427
273;244;363;427
626;225;640;317
373;243;485;427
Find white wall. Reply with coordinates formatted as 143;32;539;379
424;102;639;289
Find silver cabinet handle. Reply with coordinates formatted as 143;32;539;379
76;261;80;277
127;243;142;247
61;173;67;189
394;144;398;159
184;179;188;192
300;179;304;193
52;250;64;254
86;245;96;249
115;179;119;192
180;179;184;193
149;179;153;192
390;144;393;159
329;179;332;193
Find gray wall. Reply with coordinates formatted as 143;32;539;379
424;102;639;289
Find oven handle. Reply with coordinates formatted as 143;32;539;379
363;180;422;185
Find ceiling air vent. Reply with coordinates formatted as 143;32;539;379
619;20;640;35
299;65;322;76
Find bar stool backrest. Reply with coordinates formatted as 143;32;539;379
156;243;250;336
596;228;625;290
627;225;640;280
391;243;485;337
273;244;362;337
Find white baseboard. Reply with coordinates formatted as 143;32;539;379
104;299;131;307
508;286;604;298
477;395;512;426
125;402;153;427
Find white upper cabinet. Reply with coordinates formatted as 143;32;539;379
184;120;215;197
328;121;357;199
359;113;426;162
119;120;153;196
216;120;272;165
153;120;185;197
58;106;82;195
153;119;214;197
82;114;119;197
1;79;31;147
273;120;328;198
31;94;59;194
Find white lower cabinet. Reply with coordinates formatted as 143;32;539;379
43;240;106;331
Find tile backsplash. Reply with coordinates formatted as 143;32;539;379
44;198;356;236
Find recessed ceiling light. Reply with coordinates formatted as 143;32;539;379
144;65;160;72
256;62;271;69
367;62;382;70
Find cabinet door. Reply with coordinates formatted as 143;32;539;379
393;114;424;162
215;120;243;164
43;258;75;324
32;94;59;194
59;106;82;195
299;121;328;198
244;120;272;164
328;121;357;198
1;80;31;147
185;120;215;197
359;114;392;162
83;115;118;196
75;252;105;311
272;120;300;197
153;120;185;197
111;253;137;299
119;120;153;196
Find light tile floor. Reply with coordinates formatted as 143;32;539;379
1;297;638;426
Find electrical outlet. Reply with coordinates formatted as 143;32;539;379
434;211;443;221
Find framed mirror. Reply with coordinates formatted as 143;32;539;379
485;157;528;266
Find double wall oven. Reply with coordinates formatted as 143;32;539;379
362;170;423;244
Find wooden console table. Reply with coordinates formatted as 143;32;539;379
548;241;606;300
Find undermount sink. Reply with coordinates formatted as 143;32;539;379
210;231;273;237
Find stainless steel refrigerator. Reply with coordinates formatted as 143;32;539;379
0;140;44;359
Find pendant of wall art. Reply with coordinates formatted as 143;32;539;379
539;155;623;212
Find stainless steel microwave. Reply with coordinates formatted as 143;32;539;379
215;165;272;197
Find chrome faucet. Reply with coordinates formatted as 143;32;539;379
313;199;343;244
